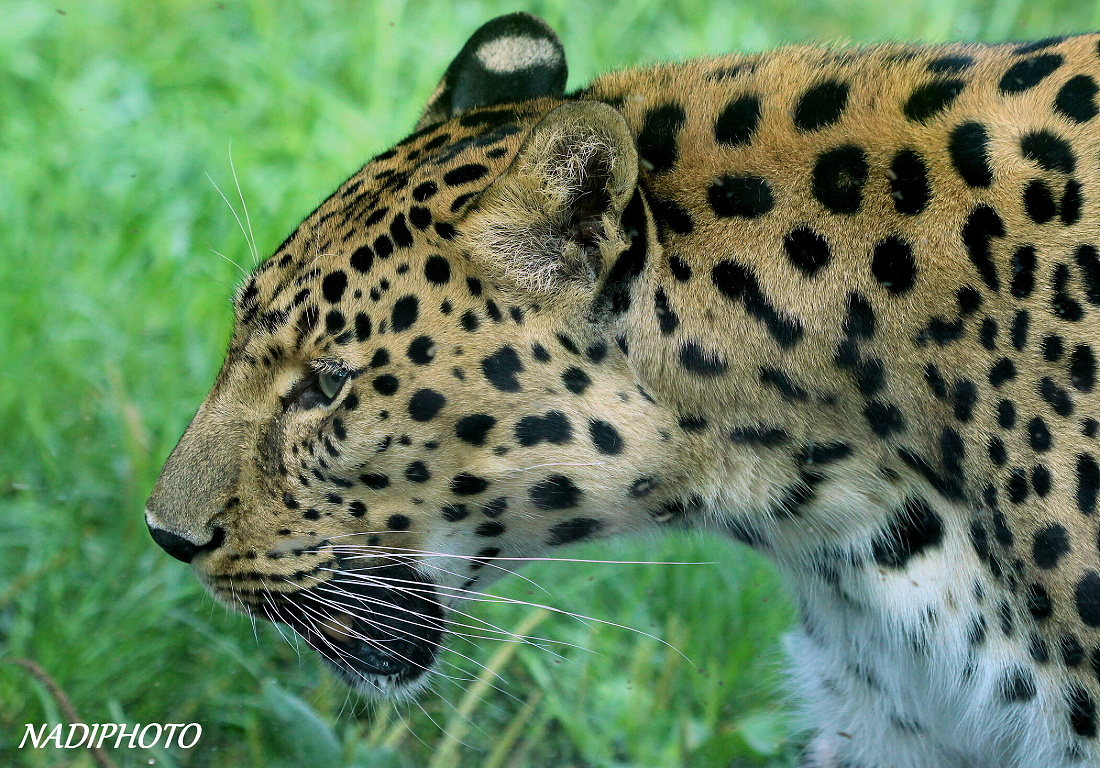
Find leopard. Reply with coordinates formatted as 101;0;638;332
145;12;1100;767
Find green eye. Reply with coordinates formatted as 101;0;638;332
317;370;348;400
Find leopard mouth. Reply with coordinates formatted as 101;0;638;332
247;563;446;694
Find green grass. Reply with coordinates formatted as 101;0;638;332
2;0;1099;765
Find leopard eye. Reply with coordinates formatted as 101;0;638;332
318;370;348;401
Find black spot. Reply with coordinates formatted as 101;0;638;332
794;80;849;131
928;55;973;74
1061;634;1085;666
962;205;1005;292
979;317;998;349
1024;180;1057;224
1028;417;1052;451
999;668;1037;703
460;310;480;332
1067;684;1098;737
372;375;398;396
1040;376;1074;416
405;460;430;484
324;310;345;333
481;346;523;392
812;144;868;213
390;213;413;248
1074;244;1100;304
360;473;389;489
679;342;728;376
546;517;602;545
451;473;489;496
373;234;394;260
678;415;708;432
1070;345;1096;391
949;122;994;188
412;181;438;202
434;222;457;241
474;521;505;537
871;236;917;294
1010;245;1036;298
654;287;679;334
760;368;808;401
1077;453;1100;514
321;271;347;303
1020;130;1076;173
556;334;578;354
386;514;410;531
455;414;496;445
925;364;948;399
844;292;876;339
1033;523;1070;568
1085;418;1099;437
783;226;831;276
989;358;1016;388
562;366;592;394
1007;467;1030;504
1032;465;1051;497
649;196;694;237
1026;582;1053;620
441;503;468;522
407;335;435;365
424;255;450;284
589;420;624;455
797;442;852;465
515;411;572;446
1055;74;1099;123
707;175;774;218
1043;334;1065;361
988;437;1006;466
408;388;446;421
729;426;788;447
585;341;607;364
864;401;905;437
409;206;432;230
998;54;1063;94
531;342;550;362
889;149;931;215
872;497;944;568
714;94;761;146
370;349;390;368
711;260;803;347
391;295;419;332
529;474;583;510
904;79;965;122
638;103;686;174
480;497;507;519
1012;310;1029;350
350;312;370;343
442;164;488;186
948;380;976;423
350;244;374;274
1061;180;1082;225
669;256;692;281
1074;570;1100;630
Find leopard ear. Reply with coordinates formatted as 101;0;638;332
460;100;640;295
416;13;567;130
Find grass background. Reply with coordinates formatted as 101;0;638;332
2;0;1099;766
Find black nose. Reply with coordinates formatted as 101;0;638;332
147;523;225;563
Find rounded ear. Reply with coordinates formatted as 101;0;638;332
417;13;567;129
460;101;640;295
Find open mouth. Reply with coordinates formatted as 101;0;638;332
253;563;446;694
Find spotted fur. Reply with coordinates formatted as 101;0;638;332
146;15;1100;766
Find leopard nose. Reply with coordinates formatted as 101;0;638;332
146;515;226;563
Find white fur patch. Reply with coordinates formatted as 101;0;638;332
476;36;559;73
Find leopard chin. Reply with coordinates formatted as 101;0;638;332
239;563;446;697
